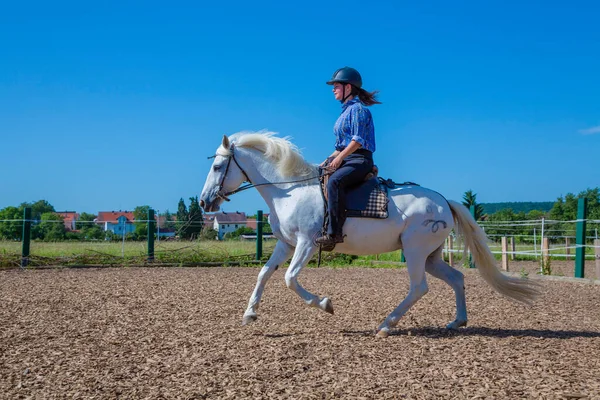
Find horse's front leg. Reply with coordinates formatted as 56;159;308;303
242;240;294;326
284;239;334;314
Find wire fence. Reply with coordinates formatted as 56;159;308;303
0;211;278;268
1;215;599;278
479;218;600;259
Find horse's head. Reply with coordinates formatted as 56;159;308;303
200;135;249;212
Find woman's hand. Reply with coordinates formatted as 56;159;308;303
328;155;343;170
320;156;335;168
326;141;359;171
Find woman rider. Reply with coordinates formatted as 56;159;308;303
316;66;381;247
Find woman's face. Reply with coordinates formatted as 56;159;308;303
332;82;351;101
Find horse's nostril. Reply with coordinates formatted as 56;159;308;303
200;200;205;208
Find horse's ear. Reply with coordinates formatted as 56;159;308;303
222;135;230;149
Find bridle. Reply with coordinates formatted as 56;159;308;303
210;143;252;202
209;143;322;202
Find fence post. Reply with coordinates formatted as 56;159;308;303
542;237;550;274
510;236;515;261
21;207;32;268
448;235;453;266
147;209;155;262
468;205;475;268
565;237;570;258
256;210;263;260
595;239;600;281
501;236;509;271
442;238;446;261
575;198;587;278
400;250;405;263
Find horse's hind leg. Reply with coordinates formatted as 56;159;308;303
425;246;467;330
242;240;294;326
376;247;429;338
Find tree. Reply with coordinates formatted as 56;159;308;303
0;206;22;240
175;197;204;239
76;212;96;229
81;224;105;240
462;190;485;221
549;188;600;220
199;228;218;240
526;210;545;220
187;196;204;239
585;188;600;219
36;213;66;241
176;198;189;238
22;200;55;221
548;187;600;238
76;212;104;240
161;210;176;231
133;205;151;240
10;200;57;239
0;200;56;239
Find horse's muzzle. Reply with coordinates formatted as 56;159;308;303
200;195;223;213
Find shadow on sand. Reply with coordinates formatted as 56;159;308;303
342;326;600;339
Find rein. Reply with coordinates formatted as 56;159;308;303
209;144;323;202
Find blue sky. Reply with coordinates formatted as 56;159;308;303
1;1;598;216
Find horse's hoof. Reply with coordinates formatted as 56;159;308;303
446;319;467;330
376;327;390;338
321;298;334;315
242;314;257;326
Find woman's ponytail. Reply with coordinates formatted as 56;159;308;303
353;87;381;106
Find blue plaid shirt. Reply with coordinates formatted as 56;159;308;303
333;97;376;153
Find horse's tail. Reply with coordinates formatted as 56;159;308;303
448;200;540;305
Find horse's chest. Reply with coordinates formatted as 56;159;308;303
270;219;301;244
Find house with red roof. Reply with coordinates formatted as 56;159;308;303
55;211;79;231
96;211;137;235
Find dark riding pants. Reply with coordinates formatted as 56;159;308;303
326;150;374;237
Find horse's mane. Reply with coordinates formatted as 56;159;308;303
217;131;316;178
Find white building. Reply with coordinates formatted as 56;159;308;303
211;211;247;240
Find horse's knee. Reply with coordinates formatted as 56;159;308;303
257;265;276;282
284;273;297;290
411;280;429;299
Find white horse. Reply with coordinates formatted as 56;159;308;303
199;132;538;337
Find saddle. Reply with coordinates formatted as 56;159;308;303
321;165;419;219
317;165;419;251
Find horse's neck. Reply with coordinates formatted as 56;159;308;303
243;150;317;214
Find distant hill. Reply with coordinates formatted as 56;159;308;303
481;202;554;215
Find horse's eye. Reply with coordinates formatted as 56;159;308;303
213;165;221;172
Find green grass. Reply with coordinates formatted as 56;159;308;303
0;240;278;268
0;239;409;269
2;238;595;269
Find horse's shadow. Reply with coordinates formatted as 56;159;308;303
342;326;600;339
261;333;297;339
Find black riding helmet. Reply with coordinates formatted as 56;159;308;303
326;67;362;89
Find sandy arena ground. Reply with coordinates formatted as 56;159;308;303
1;265;599;399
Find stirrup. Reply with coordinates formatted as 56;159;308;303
316;234;343;244
315;234;344;252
